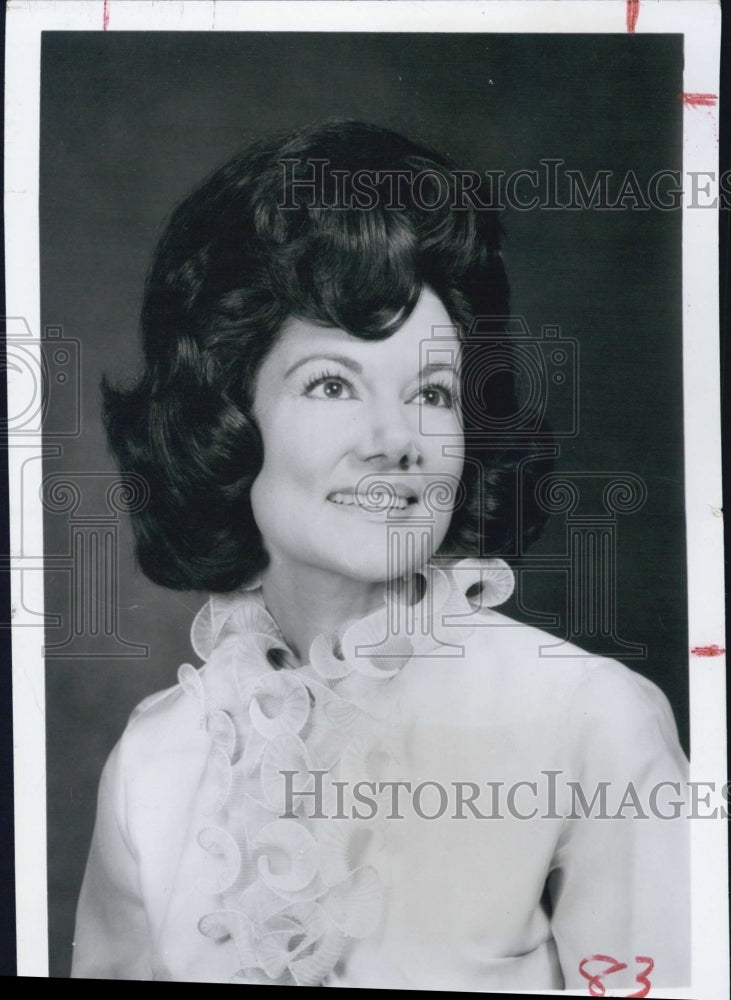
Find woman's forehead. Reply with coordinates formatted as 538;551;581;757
271;289;461;372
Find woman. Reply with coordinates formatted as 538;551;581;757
72;121;689;989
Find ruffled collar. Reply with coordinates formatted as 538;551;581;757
191;557;515;665
171;558;514;985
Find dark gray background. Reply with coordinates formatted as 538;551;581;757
40;32;685;977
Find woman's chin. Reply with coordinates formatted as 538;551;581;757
322;515;451;582
313;539;439;587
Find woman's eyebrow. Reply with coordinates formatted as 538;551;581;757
420;361;458;377
284;355;459;379
284;354;362;378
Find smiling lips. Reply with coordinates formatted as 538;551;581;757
327;488;418;512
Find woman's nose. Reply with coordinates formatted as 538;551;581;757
355;401;422;469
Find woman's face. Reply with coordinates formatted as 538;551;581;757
250;288;465;585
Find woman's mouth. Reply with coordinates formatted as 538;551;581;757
327;490;418;512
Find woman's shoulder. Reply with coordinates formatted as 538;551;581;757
455;609;681;735
476;611;686;770
428;559;675;721
113;673;209;779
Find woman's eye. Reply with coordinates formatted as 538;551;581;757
304;375;355;400
415;384;454;408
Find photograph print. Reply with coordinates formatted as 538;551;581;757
5;2;725;993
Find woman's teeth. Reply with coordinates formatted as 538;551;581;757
329;492;412;510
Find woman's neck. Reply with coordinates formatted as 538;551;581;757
260;557;386;662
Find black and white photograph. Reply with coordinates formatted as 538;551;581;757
4;0;727;992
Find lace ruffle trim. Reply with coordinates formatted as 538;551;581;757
176;558;514;985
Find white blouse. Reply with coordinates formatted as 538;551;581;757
71;559;690;990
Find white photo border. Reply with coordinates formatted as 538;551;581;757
5;1;725;994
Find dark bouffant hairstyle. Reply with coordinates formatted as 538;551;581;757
104;120;552;591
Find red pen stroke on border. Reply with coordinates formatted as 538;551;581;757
679;92;718;108
626;1;640;33
691;644;725;657
103;0;110;31
579;955;653;998
678;93;719;144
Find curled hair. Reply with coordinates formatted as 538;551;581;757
104;120;552;591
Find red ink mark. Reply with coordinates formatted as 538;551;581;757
580;955;628;997
679;92;718;107
691;644;725;657
579;955;654;997
629;956;654;999
626;0;640;33
103;0;109;30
